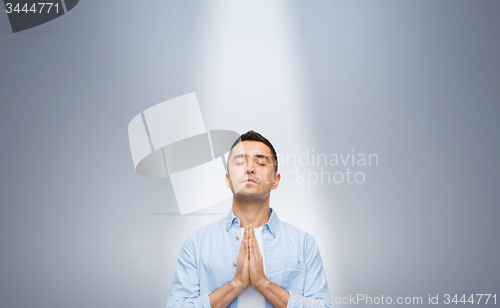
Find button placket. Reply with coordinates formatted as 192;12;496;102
230;225;240;271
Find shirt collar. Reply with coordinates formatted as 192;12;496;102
224;207;280;238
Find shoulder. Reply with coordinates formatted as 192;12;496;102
182;216;225;247
277;219;320;256
279;220;317;244
278;220;325;268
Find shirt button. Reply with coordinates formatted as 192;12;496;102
235;219;239;223
226;227;229;231
233;262;237;267
273;233;276;236
235;236;239;240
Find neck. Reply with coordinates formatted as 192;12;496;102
232;195;271;228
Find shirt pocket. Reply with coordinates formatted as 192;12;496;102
275;261;306;295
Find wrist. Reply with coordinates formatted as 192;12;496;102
253;277;270;293
230;279;247;293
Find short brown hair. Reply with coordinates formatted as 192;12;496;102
227;130;278;172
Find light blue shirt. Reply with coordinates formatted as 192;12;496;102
166;207;332;308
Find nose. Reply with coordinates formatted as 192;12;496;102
245;162;255;175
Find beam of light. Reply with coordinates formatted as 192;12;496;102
189;0;341;294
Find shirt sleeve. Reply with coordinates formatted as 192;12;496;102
285;233;332;308
165;233;212;308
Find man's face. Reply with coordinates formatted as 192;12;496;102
225;141;280;200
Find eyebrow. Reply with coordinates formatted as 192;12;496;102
232;154;270;161
232;154;245;160
255;154;270;161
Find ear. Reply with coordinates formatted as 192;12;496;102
225;172;230;188
271;172;281;190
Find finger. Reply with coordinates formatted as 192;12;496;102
248;227;259;258
249;228;257;247
249;235;254;260
252;235;260;255
248;233;253;259
249;226;257;242
247;227;251;247
244;227;249;260
239;235;249;263
249;236;261;264
240;235;246;253
249;235;258;258
240;229;247;249
246;240;252;259
241;239;247;262
242;227;247;243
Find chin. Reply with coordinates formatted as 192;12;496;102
233;183;255;193
235;188;259;198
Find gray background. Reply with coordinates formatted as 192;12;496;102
0;0;498;307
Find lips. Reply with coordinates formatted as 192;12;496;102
242;178;257;183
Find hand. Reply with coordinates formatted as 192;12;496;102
232;226;250;291
248;225;268;289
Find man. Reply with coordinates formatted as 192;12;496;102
166;131;331;308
